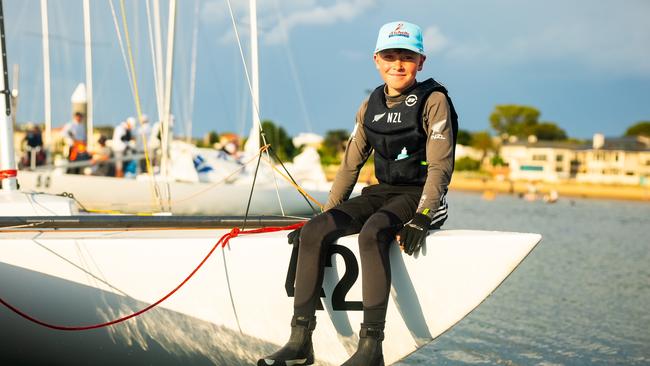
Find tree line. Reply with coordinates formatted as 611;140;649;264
456;105;649;171
199;106;649;170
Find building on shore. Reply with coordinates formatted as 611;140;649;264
500;134;650;186
455;144;486;162
575;134;650;185
500;139;579;182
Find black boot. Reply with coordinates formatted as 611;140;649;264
341;324;385;366
258;315;316;366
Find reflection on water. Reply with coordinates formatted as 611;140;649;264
397;191;650;365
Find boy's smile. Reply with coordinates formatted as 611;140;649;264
374;49;426;96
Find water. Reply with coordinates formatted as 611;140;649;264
397;191;650;365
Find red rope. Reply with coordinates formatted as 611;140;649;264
0;169;17;179
0;222;305;331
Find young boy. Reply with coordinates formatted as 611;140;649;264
259;21;458;366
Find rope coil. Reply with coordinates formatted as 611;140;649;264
0;222;304;331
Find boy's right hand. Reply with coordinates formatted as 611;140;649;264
287;228;301;246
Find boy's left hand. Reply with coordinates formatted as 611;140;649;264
396;213;431;256
287;227;301;246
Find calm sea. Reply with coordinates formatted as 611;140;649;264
396;191;650;365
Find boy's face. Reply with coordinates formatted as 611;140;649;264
374;49;425;95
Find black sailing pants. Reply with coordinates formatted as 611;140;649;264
293;184;430;325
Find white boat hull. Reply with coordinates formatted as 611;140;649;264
0;228;540;365
17;170;326;215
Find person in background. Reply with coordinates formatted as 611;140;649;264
147;114;174;171
112;117;134;177
21;123;45;168
216;140;243;164
135;114;152;173
91;135;114;177
61;112;87;174
148;118;162;169
258;21;458;366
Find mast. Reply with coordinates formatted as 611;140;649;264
10;64;18;132
187;0;200;143
0;0;17;191
40;0;52;158
152;0;164;123
161;0;176;209
82;0;93;151
244;0;260;155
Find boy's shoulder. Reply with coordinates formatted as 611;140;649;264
422;91;451;113
426;90;448;102
355;97;371;122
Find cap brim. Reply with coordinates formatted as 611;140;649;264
374;44;424;55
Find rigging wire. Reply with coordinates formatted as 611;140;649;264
74;240;102;293
26;192;59;216
33;236;130;297
113;0;163;212
80;242;115;297
144;0;163;123
223;0;265;141
107;0;136;102
221;250;242;334
224;0;287;215
263;148;321;213
270;0;313;133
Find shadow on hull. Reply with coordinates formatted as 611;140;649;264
0;262;278;365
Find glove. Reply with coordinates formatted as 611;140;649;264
287;227;302;246
397;213;431;256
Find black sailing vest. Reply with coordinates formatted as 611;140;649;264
363;78;459;186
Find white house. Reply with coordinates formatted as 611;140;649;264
575;134;650;185
500;141;579;182
499;134;650;185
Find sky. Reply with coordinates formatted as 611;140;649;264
4;0;650;141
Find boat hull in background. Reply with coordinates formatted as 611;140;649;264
17;170;326;215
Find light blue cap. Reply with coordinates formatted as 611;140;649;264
374;21;424;55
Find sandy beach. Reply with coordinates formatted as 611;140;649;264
324;165;650;202
450;175;650;202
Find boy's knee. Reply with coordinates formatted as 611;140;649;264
300;211;336;246
358;212;400;251
358;225;383;252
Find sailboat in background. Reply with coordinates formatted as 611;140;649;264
15;0;329;215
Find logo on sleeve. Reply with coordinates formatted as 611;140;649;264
405;95;417;107
350;123;359;141
431;119;446;140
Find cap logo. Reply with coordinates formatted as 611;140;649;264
405;94;417;107
388;23;410;38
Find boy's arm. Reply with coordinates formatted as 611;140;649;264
416;92;455;217
323;100;373;211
